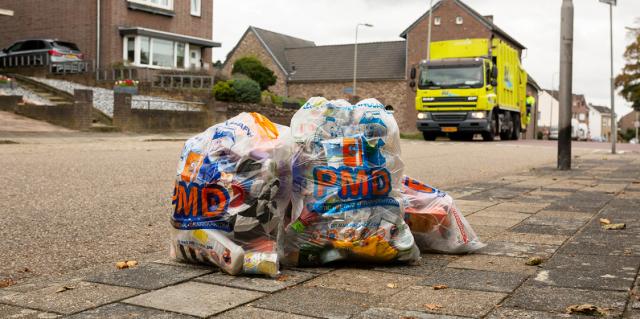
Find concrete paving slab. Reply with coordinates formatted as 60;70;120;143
251;286;376;319
1;281;142;315
543;254;640;275
85;262;212;290
477;241;559;259
558;233;640;256
66;303;197;318
487;202;551;213
284;266;334;274
353;307;468;319
447;254;537;275
471;225;508;240
532;268;636;291
470;210;531;220
123;281;264;318
466;216;524;228
503;284;628;316
510;224;579;236
371;254;457;277
196;270;316;293
491;232;569;246
0;304;60;318
485;307;582;318
535;210;594;221
387;286;507;318
213;306;315;318
419;268;528;293
303;268;422;296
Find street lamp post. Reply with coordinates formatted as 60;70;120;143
558;0;574;170
599;0;617;153
426;0;434;61
353;23;373;98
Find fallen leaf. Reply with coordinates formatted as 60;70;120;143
425;303;443;311
126;260;138;268
602;223;626;230
432;284;448;290
566;304;607;316
55;285;74;293
0;278;16;288
632;180;640;184
276;274;289;282
386;283;398;289
115;261;128;269
526;256;544;266
599;218;611;225
624;249;632;256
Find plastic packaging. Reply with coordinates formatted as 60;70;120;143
170;112;291;277
283;97;420;266
400;176;485;254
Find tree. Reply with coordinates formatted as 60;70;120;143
615;22;640;111
232;56;277;91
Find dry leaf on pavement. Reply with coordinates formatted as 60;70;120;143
126;260;138;268
425;303;443;310
526;256;544;266
566;304;607;316
432;284;448;290
599;218;611;225
0;278;16;288
276;274;289;282
386;283;398;289
55;285;74;293
602;223;626;230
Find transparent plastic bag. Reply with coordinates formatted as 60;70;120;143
283;97;420;266
170;112;292;277
401;176;485;254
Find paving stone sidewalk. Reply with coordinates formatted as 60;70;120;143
1;153;640;318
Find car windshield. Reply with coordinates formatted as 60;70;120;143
419;64;484;89
54;41;80;51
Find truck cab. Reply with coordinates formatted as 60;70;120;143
412;38;528;141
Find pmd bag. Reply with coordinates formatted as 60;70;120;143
170;112;291;277
401;176;485;254
283;97;420;266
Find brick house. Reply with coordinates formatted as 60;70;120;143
0;0;220;72
619;110;639;134
222;0;527;132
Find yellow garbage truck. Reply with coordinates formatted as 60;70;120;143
411;38;528;141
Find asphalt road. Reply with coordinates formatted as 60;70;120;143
0;133;637;283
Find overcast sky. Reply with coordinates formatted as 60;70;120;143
213;0;640;118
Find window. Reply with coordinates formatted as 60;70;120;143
152;38;173;67
191;0;201;16
126;37;135;63
176;43;185;68
140;36;150;65
128;0;173;10
21;40;47;51
434;17;441;25
456;16;464;24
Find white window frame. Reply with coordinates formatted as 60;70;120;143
434;17;441;25
190;0;201;16
122;35;188;70
128;0;174;11
456;16;464;25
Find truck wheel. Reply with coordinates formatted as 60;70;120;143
482;112;498;141
499;112;513;141
422;132;437;141
511;114;521;140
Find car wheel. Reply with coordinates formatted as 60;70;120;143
422;132;437;141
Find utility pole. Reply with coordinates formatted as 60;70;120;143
426;0;434;61
558;0;574;170
600;0;617;153
353;23;373;98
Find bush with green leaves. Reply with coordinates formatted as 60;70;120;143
212;80;236;102
231;78;261;103
232;56;277;91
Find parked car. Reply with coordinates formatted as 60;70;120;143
0;39;84;64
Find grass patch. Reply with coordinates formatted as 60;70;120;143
400;132;423;140
0;140;18;144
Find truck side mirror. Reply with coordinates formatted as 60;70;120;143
491;67;498;79
410;67;416;80
491;79;497;87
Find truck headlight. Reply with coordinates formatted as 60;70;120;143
422;97;435;102
417;112;430;120
469;111;486;119
467;96;478;101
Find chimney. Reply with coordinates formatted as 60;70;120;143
484;15;494;22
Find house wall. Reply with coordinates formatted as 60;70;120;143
0;0;98;66
571;95;589;126
619;111;639;131
588;107;603;139
537;91;559;130
287;80;413;131
601;114;612;141
0;0;214;70
221;30;288;96
102;0;214;68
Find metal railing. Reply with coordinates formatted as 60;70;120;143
152;74;214;90
0;52;91;74
96;68;139;82
131;99;205;112
50;61;92;74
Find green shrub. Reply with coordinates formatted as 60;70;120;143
231;78;261;103
212;80;236;102
232;56;277;91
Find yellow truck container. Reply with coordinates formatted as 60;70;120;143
411;38;528;141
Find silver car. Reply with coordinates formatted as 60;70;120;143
0;39;83;66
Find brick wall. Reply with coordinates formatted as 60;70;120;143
1;90;92;130
221;30;288;96
288;80;414;132
619;111;638;131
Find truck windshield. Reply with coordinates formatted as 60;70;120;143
419;64;484;89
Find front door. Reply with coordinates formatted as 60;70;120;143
189;46;201;70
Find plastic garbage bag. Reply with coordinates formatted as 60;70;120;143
401;176;485;254
170;112;292;277
283;97;420;266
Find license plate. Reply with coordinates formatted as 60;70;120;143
65;54;76;58
441;127;458;133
